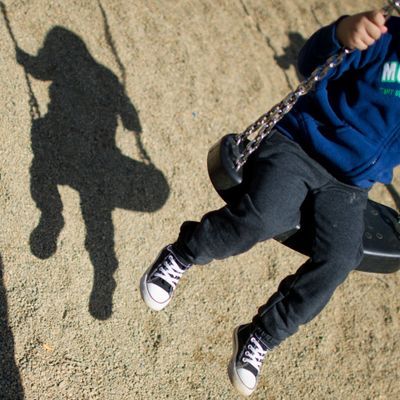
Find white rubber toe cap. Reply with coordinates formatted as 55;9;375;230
229;360;257;397
237;368;256;391
140;274;171;311
147;282;170;304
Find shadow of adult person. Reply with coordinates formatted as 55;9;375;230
16;27;170;320
0;255;25;399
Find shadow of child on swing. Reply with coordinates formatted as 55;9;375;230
16;26;170;320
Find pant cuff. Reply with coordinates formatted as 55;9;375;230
252;317;282;349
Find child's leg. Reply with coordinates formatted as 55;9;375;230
173;144;323;265
228;181;368;396
253;181;368;348
141;132;329;311
141;151;310;311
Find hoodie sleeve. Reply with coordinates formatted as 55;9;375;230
297;16;387;81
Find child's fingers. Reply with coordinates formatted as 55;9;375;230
367;10;387;32
353;39;369;51
361;11;387;47
367;11;386;27
364;20;384;41
350;26;377;50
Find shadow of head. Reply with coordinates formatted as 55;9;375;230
33;26;94;69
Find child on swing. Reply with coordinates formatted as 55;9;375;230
140;9;399;396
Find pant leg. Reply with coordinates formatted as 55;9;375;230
173;137;326;265
254;181;368;348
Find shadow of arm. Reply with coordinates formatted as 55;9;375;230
16;46;55;81
118;87;142;133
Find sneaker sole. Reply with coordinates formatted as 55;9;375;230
139;266;170;312
228;326;254;397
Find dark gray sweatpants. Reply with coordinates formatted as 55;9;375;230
174;131;368;349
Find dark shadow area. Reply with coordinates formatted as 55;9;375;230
386;183;400;211
17;27;170;319
8;20;169;319
0;255;25;400
274;32;307;82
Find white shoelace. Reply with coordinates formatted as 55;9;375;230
242;336;268;372
154;255;186;289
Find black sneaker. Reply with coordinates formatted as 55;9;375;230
228;324;270;396
140;245;191;311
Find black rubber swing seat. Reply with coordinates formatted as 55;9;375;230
275;199;400;274
208;134;400;275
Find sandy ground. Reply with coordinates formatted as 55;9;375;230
0;0;399;399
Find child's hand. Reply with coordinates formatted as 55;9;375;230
336;10;387;50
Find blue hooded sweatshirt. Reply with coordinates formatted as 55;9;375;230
276;16;400;188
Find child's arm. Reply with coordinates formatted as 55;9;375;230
297;10;387;78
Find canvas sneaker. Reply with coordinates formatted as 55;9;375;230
140;245;191;311
228;324;270;396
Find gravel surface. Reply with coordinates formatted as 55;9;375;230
0;0;399;399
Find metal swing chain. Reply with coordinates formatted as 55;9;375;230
235;0;400;172
1;1;41;121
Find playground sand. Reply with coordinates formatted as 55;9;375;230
0;0;398;399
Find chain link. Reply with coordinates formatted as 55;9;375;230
235;0;400;171
235;49;349;170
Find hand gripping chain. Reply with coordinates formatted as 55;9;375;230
234;0;400;171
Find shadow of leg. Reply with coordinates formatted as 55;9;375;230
30;160;64;259
81;197;117;320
